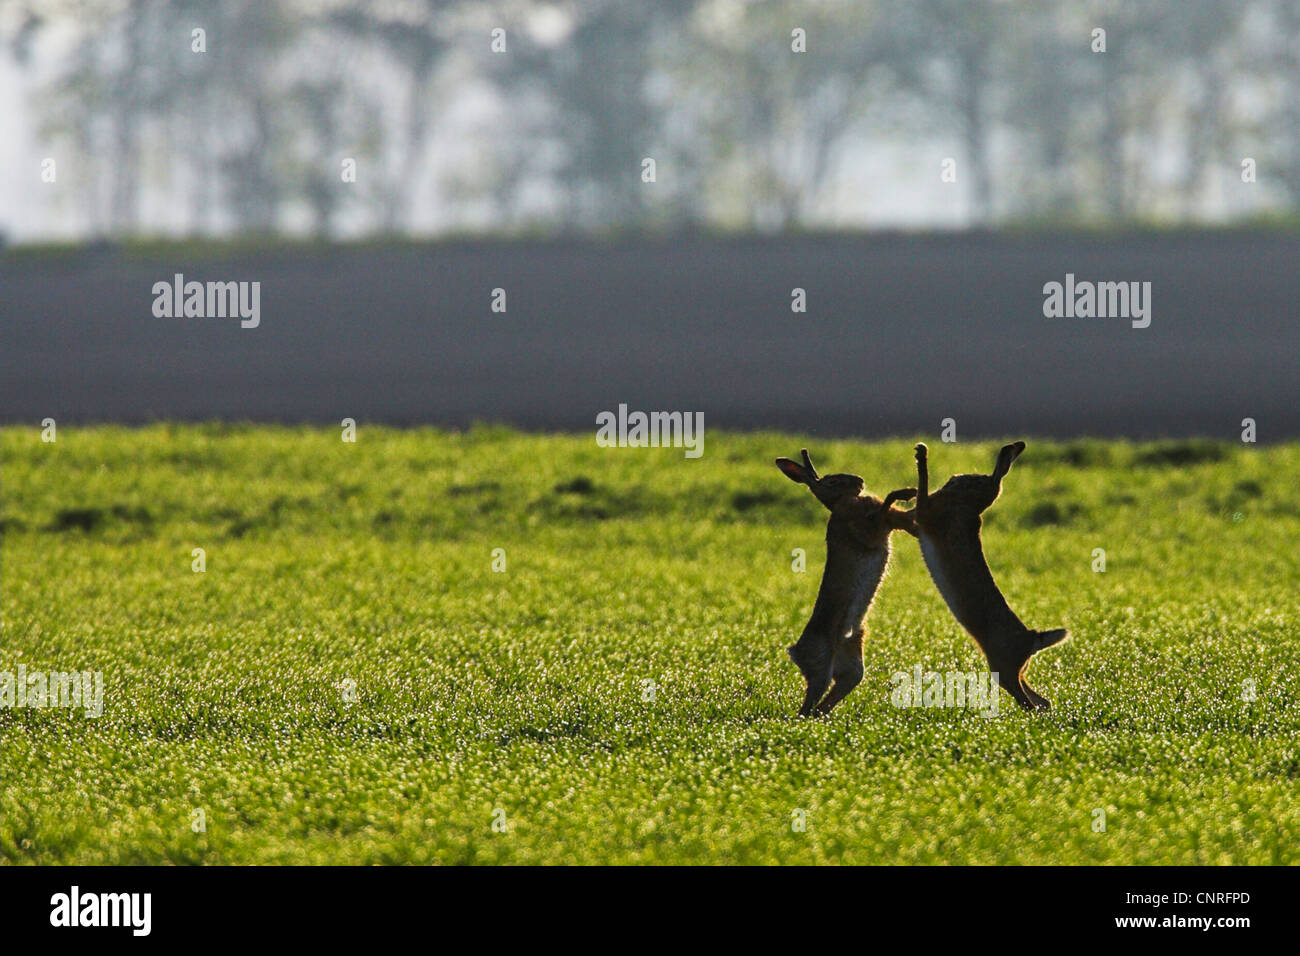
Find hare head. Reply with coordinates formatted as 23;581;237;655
777;449;917;538
775;448;864;509
928;441;1026;514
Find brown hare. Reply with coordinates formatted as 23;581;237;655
912;441;1068;711
776;449;918;717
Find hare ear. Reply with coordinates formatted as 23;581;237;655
775;457;810;484
799;448;820;480
992;440;1026;480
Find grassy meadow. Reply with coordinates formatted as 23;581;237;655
1;425;1297;864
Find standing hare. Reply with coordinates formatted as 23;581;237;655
776;449;918;717
913;441;1068;711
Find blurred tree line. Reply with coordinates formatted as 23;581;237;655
4;0;1297;239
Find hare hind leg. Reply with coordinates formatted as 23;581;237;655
1018;629;1067;711
789;638;834;718
1018;658;1052;711
813;631;866;716
991;661;1037;711
1019;678;1051;711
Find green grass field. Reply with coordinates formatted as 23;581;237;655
2;426;1297;865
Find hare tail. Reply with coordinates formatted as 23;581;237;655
1032;628;1069;653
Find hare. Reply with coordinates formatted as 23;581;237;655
912;441;1068;711
776;449;918;717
